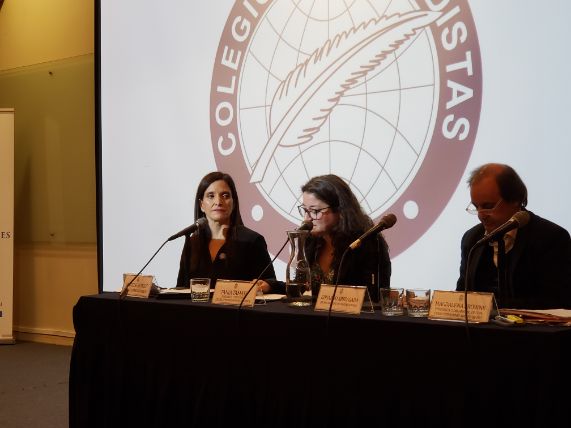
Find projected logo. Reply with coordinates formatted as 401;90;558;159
210;0;481;258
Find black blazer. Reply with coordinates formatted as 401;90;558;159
456;211;571;309
176;225;276;287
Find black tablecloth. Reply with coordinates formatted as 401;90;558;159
70;293;571;428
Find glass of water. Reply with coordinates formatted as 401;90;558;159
190;278;211;302
380;287;405;316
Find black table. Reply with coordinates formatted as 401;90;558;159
70;293;571;428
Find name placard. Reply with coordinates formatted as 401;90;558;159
428;290;494;323
212;280;257;307
122;273;155;298
314;284;366;315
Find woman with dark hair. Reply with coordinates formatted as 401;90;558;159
176;171;277;292
299;174;391;302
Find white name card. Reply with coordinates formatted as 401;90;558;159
428;290;494;323
211;280;257;307
122;273;155;298
314;284;366;315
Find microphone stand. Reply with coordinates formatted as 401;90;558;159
119;222;205;298
463;245;478;344
119;239;168;299
238;238;289;310
496;237;507;308
325;230;388;335
325;247;350;336
235;238;290;329
463;232;510;347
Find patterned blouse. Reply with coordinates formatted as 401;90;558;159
310;262;335;295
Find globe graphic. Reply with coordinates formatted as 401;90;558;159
237;0;439;224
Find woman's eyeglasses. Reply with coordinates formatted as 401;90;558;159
297;205;331;220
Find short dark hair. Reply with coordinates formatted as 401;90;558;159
194;171;243;227
468;163;528;207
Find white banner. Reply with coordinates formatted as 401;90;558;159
0;108;14;344
99;1;571;292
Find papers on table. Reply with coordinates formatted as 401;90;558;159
255;294;285;301
500;308;571;325
159;287;192;294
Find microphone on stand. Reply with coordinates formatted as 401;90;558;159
326;214;397;331
462;211;530;333
120;217;207;298
349;213;397;250
237;221;313;311
473;211;530;246
167;217;209;241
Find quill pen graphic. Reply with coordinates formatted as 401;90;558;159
250;10;441;183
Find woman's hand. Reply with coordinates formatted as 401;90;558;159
253;279;271;294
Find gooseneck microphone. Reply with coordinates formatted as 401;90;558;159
326;214;397;333
462;210;530;337
167;217;208;241
349;213;397;250
120;217;207;298
237;220;314;311
474;211;530;246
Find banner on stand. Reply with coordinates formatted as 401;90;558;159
0;108;15;344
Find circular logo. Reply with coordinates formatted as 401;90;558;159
210;0;482;258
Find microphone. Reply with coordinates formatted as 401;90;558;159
325;217;395;333
474;211;530;246
349;213;397;250
237;220;313;311
462;211;530;333
297;220;314;232
167;217;208;241
120;217;207;298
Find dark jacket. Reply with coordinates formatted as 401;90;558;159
176;225;276;287
456;211;571;309
305;234;391;303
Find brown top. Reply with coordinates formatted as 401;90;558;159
208;239;225;262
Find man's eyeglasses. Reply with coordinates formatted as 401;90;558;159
297;205;331;220
465;199;503;215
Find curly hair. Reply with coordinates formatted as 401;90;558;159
301;174;373;247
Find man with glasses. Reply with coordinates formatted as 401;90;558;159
456;163;571;309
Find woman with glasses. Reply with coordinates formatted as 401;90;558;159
456;163;571;309
176;171;278;293
299;174;391;302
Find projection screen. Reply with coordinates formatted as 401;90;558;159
98;0;571;292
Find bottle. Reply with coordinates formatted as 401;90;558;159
285;229;311;307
